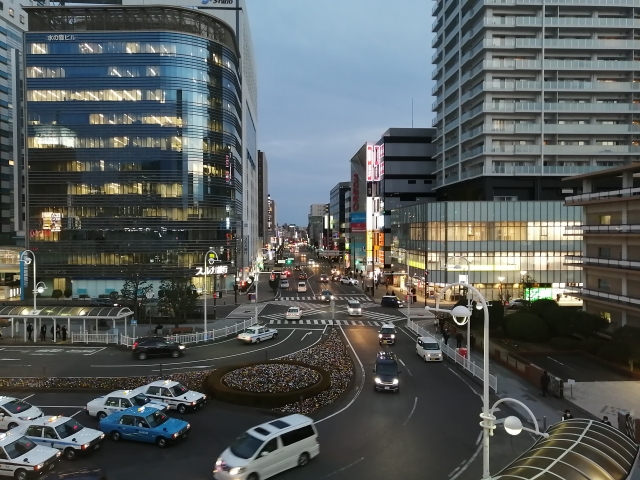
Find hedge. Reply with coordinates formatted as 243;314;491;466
506;311;550;342
204;360;331;409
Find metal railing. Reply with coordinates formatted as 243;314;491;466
71;333;119;344
119;317;259;347
405;319;498;393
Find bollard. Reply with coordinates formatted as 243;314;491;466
543;416;547;431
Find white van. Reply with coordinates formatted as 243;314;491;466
298;282;307;293
213;414;319;480
416;336;443;362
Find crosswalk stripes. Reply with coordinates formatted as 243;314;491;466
275;295;372;302
226;304;267;319
266;319;394;327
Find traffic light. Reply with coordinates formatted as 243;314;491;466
286;258;293;265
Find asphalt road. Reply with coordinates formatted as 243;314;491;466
526;352;630;382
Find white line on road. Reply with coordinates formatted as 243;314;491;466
548;357;570;368
449;443;482;480
91;331;296;368
448;367;482;398
403;397;418;426
301;332;312;341
152;365;215;373
398;358;406;366
35;405;84;408
0;359;20;361
84;347;107;356
70;410;84;417
325;457;364;478
316;326;365;425
21;394;34;401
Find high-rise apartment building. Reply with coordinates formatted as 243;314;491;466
267;195;276;244
432;0;639;201
24;0;258;297
258;151;268;246
308;204;324;248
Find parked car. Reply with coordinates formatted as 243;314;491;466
132;337;185;361
340;277;358;286
237;326;278;344
508;299;530;309
380;296;404;308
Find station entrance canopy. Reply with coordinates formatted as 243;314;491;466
0;306;133;320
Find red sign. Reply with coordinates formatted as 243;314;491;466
352;173;360;211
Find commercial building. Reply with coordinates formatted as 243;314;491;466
350;144;368;273
267;195;276;244
565;164;640;329
308;203;324;248
391;201;582;302
432;0;638;200
329;182;349;252
24;0;258;297
258;150;268;246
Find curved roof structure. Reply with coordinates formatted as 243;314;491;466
492;419;639;480
0;306;133;319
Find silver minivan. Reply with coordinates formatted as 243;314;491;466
213;414;320;480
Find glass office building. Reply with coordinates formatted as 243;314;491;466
25;6;242;296
391;201;583;301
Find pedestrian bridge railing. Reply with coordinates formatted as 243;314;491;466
406;319;498;393
119;318;259;348
71;333;119;344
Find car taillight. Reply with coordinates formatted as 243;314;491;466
133;342;138;349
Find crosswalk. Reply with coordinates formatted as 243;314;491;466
261;310;403;323
276;295;372;302
226;304;267;319
266;319;399;326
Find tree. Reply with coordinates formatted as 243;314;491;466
158;276;200;327
609;325;640;371
519;273;536;301
506;311;550;343
120;273;154;321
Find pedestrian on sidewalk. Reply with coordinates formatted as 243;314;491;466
470;333;476;351
443;328;450;346
40;324;46;342
50;325;54;340
602;416;612;426
562;410;574;421
438;317;445;334
27;322;33;341
61;325;67;342
56;324;61;339
540;370;550;397
456;332;464;349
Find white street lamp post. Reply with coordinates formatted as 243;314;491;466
254;271;260;325
203;247;217;336
448;256;471;361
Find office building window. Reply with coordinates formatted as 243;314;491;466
598;247;611;258
599;215;611;225
597;279;610;290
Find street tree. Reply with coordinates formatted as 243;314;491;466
158;275;200;327
120;273;154;320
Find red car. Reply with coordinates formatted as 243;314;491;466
299;274;308;280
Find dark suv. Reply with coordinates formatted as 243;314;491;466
373;351;401;393
378;324;397;345
132;337;185;360
380;295;404;308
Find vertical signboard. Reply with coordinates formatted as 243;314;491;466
366;145;374;181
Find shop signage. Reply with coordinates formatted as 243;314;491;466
195;265;228;276
352;173;360;211
47;35;76;41
366;145;374;181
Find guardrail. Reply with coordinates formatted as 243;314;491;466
119;317;259;347
406;319;498;393
71;333;119;344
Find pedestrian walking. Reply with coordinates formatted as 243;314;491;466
562;410;574;421
602;416;612;426
50;325;54;340
391;290;395;297
540;370;551;397
443;328;450;346
56;324;61;339
470;333;476;351
27;322;33;341
438;317;446;334
456;332;464;349
61;325;67;342
40;324;46;342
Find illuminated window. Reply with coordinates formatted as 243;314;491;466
30;43;48;54
599;215;611;225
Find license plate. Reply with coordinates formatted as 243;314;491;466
384;387;390;390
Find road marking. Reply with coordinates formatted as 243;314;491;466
0;359;19;361
301;332;312;341
21;394;34;401
70;410;83;418
325;457;364;477
91;331;296;368
449;442;482;480
84;347;107;356
152;365;215;373
399;359;406;366
316;326;365;425
447;367;482;398
548;357;571;369
35;405;84;408
476;431;482;445
403;397;418;426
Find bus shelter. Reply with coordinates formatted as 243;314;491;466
491;419;639;480
0;306;134;342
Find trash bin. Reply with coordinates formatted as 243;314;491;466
457;348;468;359
549;375;564;398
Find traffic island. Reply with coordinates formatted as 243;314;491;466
204;329;354;414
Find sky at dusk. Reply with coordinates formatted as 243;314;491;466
246;0;434;226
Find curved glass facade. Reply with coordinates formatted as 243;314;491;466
25;7;242;292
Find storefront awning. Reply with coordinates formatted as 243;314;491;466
491;419;639;480
0;306;134;320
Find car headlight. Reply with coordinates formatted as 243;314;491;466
172;432;179;438
374;377;382;384
229;467;246;475
179;345;186;350
82;442;90;450
35;462;44;471
100;434;105;440
378;334;382;338
391;334;396;339
393;378;399;385
18;416;31;421
330;296;335;300
215;458;223;467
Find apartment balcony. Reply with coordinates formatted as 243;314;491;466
566;187;640;206
444;136;459;151
444;46;459;65
574;224;640;234
460;165;485;180
519;0;640;5
485;16;640;29
444;28;458;48
444;155;460;167
543;145;640;156
444;100;459;116
444;63;459;82
492;165;610;175
444;173;460;185
444;118;459;133
444;81;459;99
565;255;640;273
565;287;640;310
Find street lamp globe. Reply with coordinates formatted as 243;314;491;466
504;416;523;436
451;305;472;325
36;286;44;294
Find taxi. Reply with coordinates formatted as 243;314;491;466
85;389;169;420
137;380;207;414
236;326;278;345
285;307;302;321
0;397;44;431
0;430;60;480
15;416;104;461
98;405;190;448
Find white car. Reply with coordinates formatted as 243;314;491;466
416;336;443;362
340;277;358;286
347;300;362;316
237;325;278;344
0;396;44;431
0;430;60;479
280;279;290;289
85;389;169;420
285;307;302;321
298;282;307;292
15;415;105;460
138;380;207;414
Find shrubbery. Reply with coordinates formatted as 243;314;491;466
506;311;550;342
549;337;580;351
51;289;63;299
